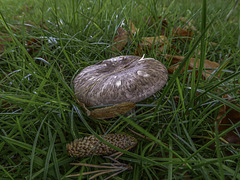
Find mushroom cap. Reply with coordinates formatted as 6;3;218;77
73;55;168;107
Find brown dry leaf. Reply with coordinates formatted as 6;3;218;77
172;27;194;41
111;20;138;55
111;27;128;54
135;36;168;56
128;20;138;35
210;41;218;46
0;43;5;54
179;17;198;32
163;55;220;78
146;16;168;35
0;22;49;55
217;102;240;145
167;64;180;74
134;44;144;56
90;103;136;119
147;16;168;27
169;45;182;54
140;36;168;47
25;38;43;56
1;100;19;112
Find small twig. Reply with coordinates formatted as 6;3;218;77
127;127;153;141
107;143;137;160
70;162;119;169
67;169;109;177
68;155;133;179
99;122;106;134
104;169;128;180
103;156;121;163
89;168;121;180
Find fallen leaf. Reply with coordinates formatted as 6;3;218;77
128;20;138;35
147;16;168;27
169;44;182;54
167;64;181;74
217;98;240;145
111;20;138;55
117;26;126;34
111;27;129;54
1;100;19;111
179;17;199;32
25;38;45;56
90;103;136;119
146;16;168;35
140;36;168;47
210;41;218;46
135;36;168;56
163;55;220;78
1;22;50;55
172;27;194;41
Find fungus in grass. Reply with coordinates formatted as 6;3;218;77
73;55;168;108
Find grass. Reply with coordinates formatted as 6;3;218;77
0;0;240;179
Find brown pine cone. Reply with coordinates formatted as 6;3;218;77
66;134;137;157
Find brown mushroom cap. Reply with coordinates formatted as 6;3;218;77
73;55;168;107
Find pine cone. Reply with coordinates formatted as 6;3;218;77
66;134;137;157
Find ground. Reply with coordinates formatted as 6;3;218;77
0;0;240;179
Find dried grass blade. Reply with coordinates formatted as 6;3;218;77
89;168;120;180
66;169;113;178
70;162;115;169
104;169;127;180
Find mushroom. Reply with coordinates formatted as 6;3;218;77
73;55;168;118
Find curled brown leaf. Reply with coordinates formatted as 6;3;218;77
172;27;194;41
179;17;198;32
135;36;169;56
163;54;219;78
128;20;138;35
111;20;138;55
111;27;129;54
217;106;240;145
146;16;168;35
